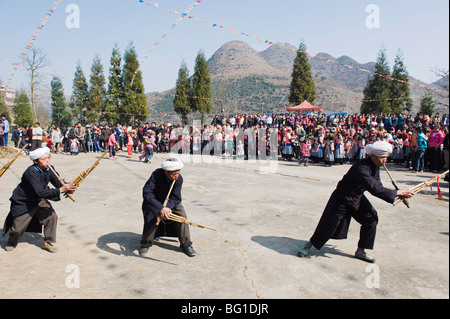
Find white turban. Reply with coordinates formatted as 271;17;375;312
365;141;393;157
29;147;51;161
161;158;184;171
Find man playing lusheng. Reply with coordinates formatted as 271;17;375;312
139;158;196;257
298;141;414;263
3;147;76;253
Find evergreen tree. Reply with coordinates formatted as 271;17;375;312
12;89;34;127
361;47;391;114
86;54;106;125
121;43;148;125
174;61;191;125
50;76;71;126
191;50;212;125
419;89;435;116
0;96;10;124
289;40;316;105
70;61;89;123
390;49;412;113
106;44;123;125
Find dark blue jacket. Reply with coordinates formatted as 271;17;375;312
9;164;62;217
317;157;397;242
11;129;20;142
142;168;183;219
334;157;397;210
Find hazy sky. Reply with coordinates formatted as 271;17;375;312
1;0;448;99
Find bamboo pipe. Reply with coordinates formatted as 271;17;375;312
411;183;427;193
383;164;410;208
70;150;109;187
156;179;176;226
393;170;449;206
48;165;76;202
167;214;217;231
155;178;216;231
0;144;29;179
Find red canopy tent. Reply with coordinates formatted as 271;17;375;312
286;100;323;113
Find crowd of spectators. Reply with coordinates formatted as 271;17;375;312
4;112;449;175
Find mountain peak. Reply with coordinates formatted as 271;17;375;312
259;43;298;72
146;40;447;121
314;52;335;60
337;55;357;65
208;40;287;79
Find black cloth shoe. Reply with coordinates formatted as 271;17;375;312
5;242;16;252
139;247;149;256
182;245;196;257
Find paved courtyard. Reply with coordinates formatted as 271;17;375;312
0;150;448;300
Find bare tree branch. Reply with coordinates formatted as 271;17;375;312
430;67;449;108
21;45;50;122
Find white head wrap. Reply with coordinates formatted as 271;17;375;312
365;141;393;157
29;147;51;161
161;158;184;171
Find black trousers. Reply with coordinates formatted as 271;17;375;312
78;139;87;153
310;195;378;250
141;203;192;249
30;140;42;151
427;148;442;171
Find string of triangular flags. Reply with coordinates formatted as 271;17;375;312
139;0;448;97
130;0;203;85
39;89;436;110
2;0;63;99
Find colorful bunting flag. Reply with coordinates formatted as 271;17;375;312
2;0;63;99
138;0;448;96
130;0;202;86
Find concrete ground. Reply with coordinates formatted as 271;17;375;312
0;150;448;300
